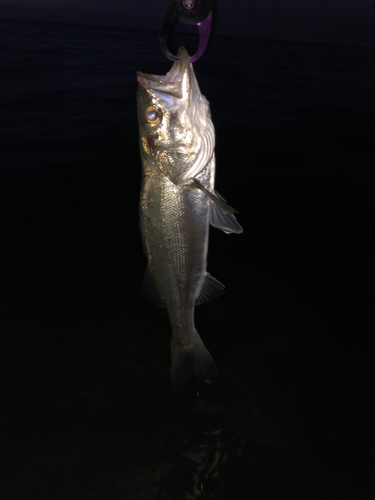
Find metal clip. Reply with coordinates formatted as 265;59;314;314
159;0;213;62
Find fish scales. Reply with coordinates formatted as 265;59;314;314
141;163;213;339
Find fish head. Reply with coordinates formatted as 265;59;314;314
137;47;215;183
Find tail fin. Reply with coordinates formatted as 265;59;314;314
171;332;218;392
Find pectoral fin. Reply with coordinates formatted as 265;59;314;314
191;178;243;234
140;267;165;308
210;199;243;234
191;178;238;214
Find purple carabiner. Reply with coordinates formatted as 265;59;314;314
160;0;213;62
190;11;212;62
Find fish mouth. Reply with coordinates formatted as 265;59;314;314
136;47;190;101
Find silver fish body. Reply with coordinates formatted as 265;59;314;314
137;47;242;391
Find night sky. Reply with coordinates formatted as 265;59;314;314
1;0;375;46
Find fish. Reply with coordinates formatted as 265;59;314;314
136;47;242;391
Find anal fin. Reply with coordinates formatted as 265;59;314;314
195;273;225;306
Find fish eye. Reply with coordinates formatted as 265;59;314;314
143;105;162;126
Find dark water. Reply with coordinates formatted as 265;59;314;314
1;17;375;499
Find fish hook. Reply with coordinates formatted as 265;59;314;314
159;0;213;62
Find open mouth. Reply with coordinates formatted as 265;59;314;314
136;47;190;100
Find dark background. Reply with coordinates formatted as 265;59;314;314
1;0;375;46
1;12;375;500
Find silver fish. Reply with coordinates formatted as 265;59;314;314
137;47;242;391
